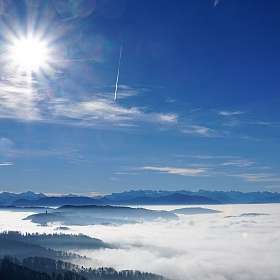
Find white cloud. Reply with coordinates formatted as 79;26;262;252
87;85;140;100
53;98;141;122
0;75;178;129
231;173;280;183
0;77;42;121
141;166;207;176
0;162;13;166
52;97;178;126
182;125;217;137
155;113;178;123
113;85;139;99
219;111;244;117
190;154;237;160
221;159;255;168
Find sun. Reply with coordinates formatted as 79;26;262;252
8;36;51;73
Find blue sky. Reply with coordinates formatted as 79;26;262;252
0;0;280;194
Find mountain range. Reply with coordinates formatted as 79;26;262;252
1;190;280;207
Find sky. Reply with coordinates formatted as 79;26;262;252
0;0;280;194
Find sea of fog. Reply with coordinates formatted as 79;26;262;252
1;204;280;280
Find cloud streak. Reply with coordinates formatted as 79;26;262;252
0;77;42;121
0;77;178;129
137;156;279;185
221;159;255;168
219;111;244;117
231;173;280;183
0;162;13;166
52;97;178;127
182;125;217;137
141;166;207;176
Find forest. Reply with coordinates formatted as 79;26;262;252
0;257;166;280
0;232;166;280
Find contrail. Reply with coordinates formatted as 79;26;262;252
114;45;123;101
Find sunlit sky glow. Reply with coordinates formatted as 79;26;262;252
0;0;280;194
8;36;51;72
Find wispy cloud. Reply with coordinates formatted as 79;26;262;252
0;77;183;143
155;113;178;123
138;155;277;184
52;98;141;123
0;77;42;121
231;173;280;183
182;125;217;137
52;97;178;127
0;71;266;142
0;162;13;166
0;137;14;153
219;111;244;117
165;97;177;104
214;0;221;7
114;171;139;176
0;76;178;129
114;85;138;99
141;166;207;176
221;159;255;168
189;154;237;160
0;70;275;143
247;121;280;127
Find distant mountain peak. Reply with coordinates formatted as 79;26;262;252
1;189;280;207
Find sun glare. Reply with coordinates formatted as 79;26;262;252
8;36;51;73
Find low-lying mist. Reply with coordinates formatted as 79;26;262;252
1;204;280;280
71;204;280;280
